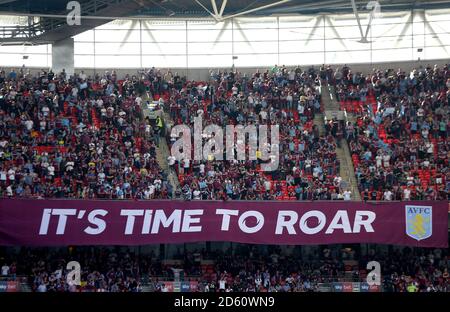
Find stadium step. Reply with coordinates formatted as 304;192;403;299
313;113;326;136
323;84;340;111
144;95;180;197
322;83;361;201
336;142;361;201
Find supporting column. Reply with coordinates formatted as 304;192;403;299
52;38;74;76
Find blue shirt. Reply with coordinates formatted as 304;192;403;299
62;118;70;127
299;143;305;152
289;142;295;152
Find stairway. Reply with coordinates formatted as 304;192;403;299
312;86;326;136
142;93;180;198
323;84;340;111
336;143;361;201
322;83;361;201
155;129;180;198
313;113;326;136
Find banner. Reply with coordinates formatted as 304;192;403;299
333;282;381;292
158;281;198;292
162;282;173;292
332;283;343;292
342;282;353;292
6;281;19;292
180;282;191;292
0;199;447;247
189;281;199;292
0;281;19;292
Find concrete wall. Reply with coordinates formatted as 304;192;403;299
51;38;75;77
4;58;449;81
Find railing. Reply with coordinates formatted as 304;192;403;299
2;196;448;203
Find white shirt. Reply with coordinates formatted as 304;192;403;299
260;110;267;120
1;265;9;275
382;154;390;167
333;176;342;186
42;106;50;116
383;190;393;201
37;284;47;292
343;191;352;201
403;188;411;200
98;172;106;182
25;120;34;131
167;156;176;166
376;155;382;167
7;169;15;180
219;280;226;290
47;165;55;176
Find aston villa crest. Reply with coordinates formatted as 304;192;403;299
405;205;432;241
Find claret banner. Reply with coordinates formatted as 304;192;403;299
0;199;447;247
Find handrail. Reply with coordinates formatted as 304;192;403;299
0;197;448;204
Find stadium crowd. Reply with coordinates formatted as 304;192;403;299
1;245;448;292
0;63;448;201
168;66;346;201
0;67;171;199
332;64;449;200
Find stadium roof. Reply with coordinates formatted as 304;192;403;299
1;0;450;18
1;0;450;44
